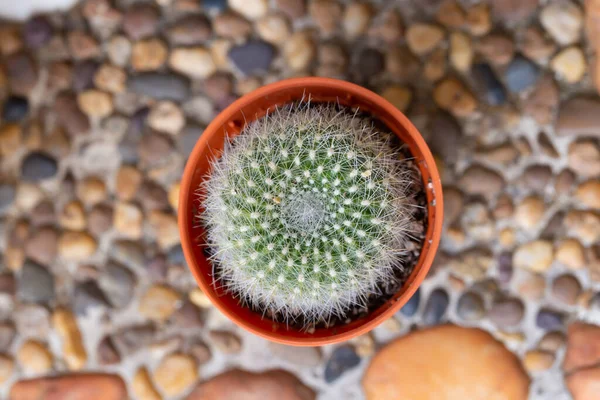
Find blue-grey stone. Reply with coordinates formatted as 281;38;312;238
21;152;58;181
504;55;540;93
324;345;361;383
128;73;191;101
167;244;185;265
99;261;136;309
18;260;55;303
229;41;275;75
73;280;110;315
0;184;16;212
202;0;227;11
473;63;506;105
423;288;449;325
2;96;29;122
536;309;565;330
110;240;146;270
400;288;420;317
179;124;203;159
456;291;485;321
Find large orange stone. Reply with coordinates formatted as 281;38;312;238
362;325;529;400
10;374;127;400
566;366;600;400
564;322;600;373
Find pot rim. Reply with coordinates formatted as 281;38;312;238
179;77;443;346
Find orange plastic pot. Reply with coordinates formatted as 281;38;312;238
179;77;443;346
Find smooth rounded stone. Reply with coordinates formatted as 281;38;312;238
170;299;203;328
514;240;554;273
110;240;146;271
568;139;600;178
99;262;135;308
406;23;444;55
138;133;173;168
256;13;291;45
23;15;53;49
73;280;109;315
0;273;16;296
461;201;494;241
488;297;525;327
146;254;168;281
448;249;493;280
476;34;514;66
133;367;161;400
139;285;180;321
53;308;87;370
436;0;465;28
21;152;58;182
131;39;168;71
399;287;421;317
148;211;180;250
521;26;556;62
76;176;107;205
423;288;449;326
2;96;29;122
186;369;314;400
540;1;583;46
9;374;127;400
441;188;463;225
72;60;99;92
284;32;315;72
514;196;545;230
456;291;485;321
137;180;170;210
110;323;156;356
551;46;586;83
274;0;306;18
0;124;21;157
566;366;600;400
67;31;100;60
380;86;411;113
17;340;53;374
537;331;566;353
557;97;600;138
496;251;514;285
93;64;126;94
564;322;600;374
167;15;212;45
153;353;198;397
268;343;322;367
364;325;529;399
323;345;360;383
309;0;342;36
18;261;55;303
209;330;242;354
107;35;131;66
203;0;228;10
0;322;15;351
213;12;252;40
115;165;142;201
342;2;372;38
229;0;268;20
492;0;538;21
0;25;22;56
148;101;185;135
385;46;418;80
499;227;516;248
565;210;600;245
538;131;559;158
524;350;555;372
24;227;58;266
77;90;114;118
516;165;552;193
228;41;275;75
54;92;90;137
536;309;565;330
97;336;120;365
128;73;191;101
0;184;16;212
123;3;159;40
179;125;203;159
504;55;540;93
449;32;473;73
433;77;477;117
169;47;216;79
0;354;13;384
5;52;38;96
576;180;600;208
58;231;97;261
551;274;582;306
556;238;586;270
458;165;504;200
472;63;506;106
466;3;491;36
14;304;50;339
114;202;143;238
353;47;385;82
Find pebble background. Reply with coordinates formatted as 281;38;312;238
0;0;600;399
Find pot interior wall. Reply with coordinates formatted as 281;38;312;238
181;79;441;344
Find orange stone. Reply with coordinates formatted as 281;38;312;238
564;322;600;373
9;374;127;400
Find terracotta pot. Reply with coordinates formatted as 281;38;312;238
179;77;443;346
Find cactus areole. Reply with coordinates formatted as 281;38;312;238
179;78;443;345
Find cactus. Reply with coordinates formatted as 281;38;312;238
200;103;417;327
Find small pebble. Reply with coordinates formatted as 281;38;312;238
148;101;185;135
0;354;13;384
153;353;198;397
77;90;114;118
524;350;555;372
21;152;58;181
514;240;554;273
555;238;586;270
456;291;485;321
536;309;565;330
450;32;473;73
465;3;491;36
123;3;159;40
88;204;113;236
52;308;87;370
433;77;477;117
23;15;53;49
504;55;540;93
77;177;107;205
128;73;190;101
437;0;465;28
107;36;131;67
283;33;315;72
17;340;53;374
131;39;168;71
476;34;514;66
381;86;411;113
169;47;216;79
58;231;97;261
540;1;583;46
575;180;600;208
18;261;55;303
472;63;506;106
214;12;252;40
209;330;242;354
2;96;29;122
488;297;525;327
167;15;212;45
551;46;586;83
423;288;449;326
324;345;361;383
229;0;268;20
99;262;135;308
521;26;556;62
256;13;291;45
406;23;444;55
400;288;420;317
568;139;600;178
343;3;372;39
551;274;582;306
133;367;161;400
514;196;545;231
538;331;566;353
230;40;275;75
309;0;342;36
139;285;180;321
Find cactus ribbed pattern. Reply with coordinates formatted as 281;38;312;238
201;104;415;326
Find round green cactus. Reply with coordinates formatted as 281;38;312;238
201;104;416;326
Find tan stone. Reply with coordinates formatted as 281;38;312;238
362;325;529;400
169;47;216;79
523;350;554;372
229;0;268;20
53;308;87;370
514;196;545;230
116;165;142;201
499;228;516;248
0;354;13;384
466;3;491;36
257;14;291;44
58;231;97;261
0;124;21;157
131;39;168;71
309;0;342;36
551;46;586;83
114;202;143;238
380;86;411;113
343;3;372;39
538;331;566;353
424;48;447;82
94;64;126;93
77;176;107;205
77;90;113;118
406;23;445;55
565;210;600;244
437;0;466;28
133;367;162;400
148;101;185;135
60;200;87;231
450;32;473;73
140;285;181;321
434;78;477;117
555;238;586;270
284;32;315;71
148;211;180;249
154;353;198;397
17;340;53;374
168;181;180;211
513;240;554;273
189;288;212;308
575;180;600;208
